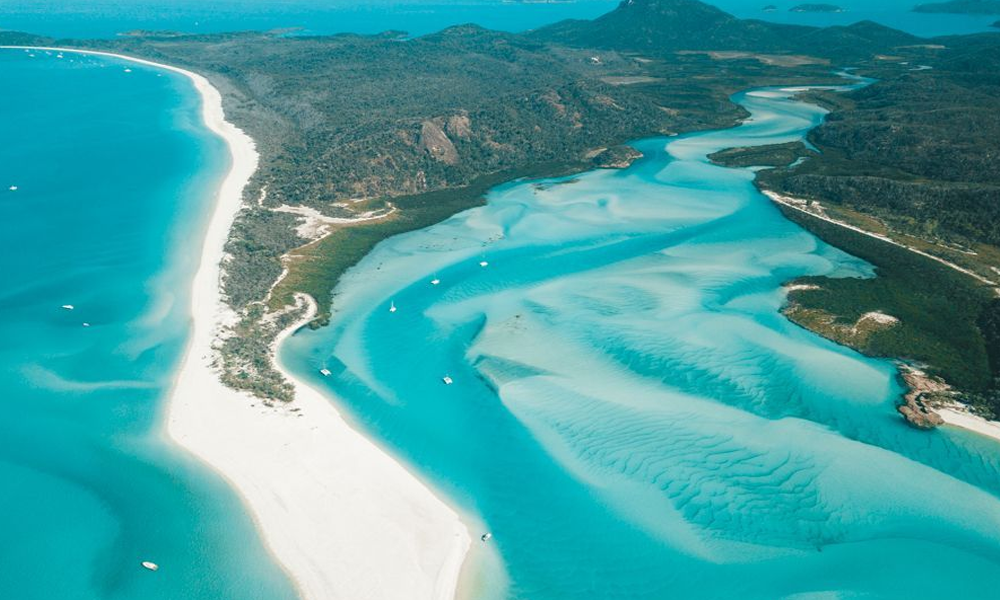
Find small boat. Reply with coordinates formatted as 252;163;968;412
481;532;492;542
56;53;64;59
431;279;441;285
61;304;74;310
8;186;17;191
82;322;91;328
319;368;332;376
389;301;397;313
442;376;453;385
479;261;489;267
124;68;132;73
141;561;159;572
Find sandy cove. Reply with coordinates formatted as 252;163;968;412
9;46;471;600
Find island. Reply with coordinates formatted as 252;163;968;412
708;141;811;168
4;0;1000;597
590;145;644;168
913;0;1000;13
790;3;845;12
2;0;985;434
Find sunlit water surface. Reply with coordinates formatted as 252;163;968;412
0;49;296;600
283;79;1000;598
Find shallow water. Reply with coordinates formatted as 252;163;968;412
0;50;296;600
282;80;1000;598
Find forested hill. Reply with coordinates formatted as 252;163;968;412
531;0;919;59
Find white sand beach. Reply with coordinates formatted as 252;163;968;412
9;46;471;600
938;405;1000;446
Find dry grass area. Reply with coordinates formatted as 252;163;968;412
599;75;665;85
677;50;829;67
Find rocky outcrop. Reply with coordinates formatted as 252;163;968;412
419;119;459;165
897;366;950;429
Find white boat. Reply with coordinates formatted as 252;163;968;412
319;368;332;376
82;322;90;328
56;53;64;59
442;376;453;385
431;279;441;285
479;261;489;267
61;304;74;310
141;561;159;572
389;301;397;313
481;532;492;542
124;68;132;73
8;186;17;191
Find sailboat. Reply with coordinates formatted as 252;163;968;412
389;300;397;313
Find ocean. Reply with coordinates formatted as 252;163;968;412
0;0;996;39
0;49;296;600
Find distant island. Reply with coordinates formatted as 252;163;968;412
790;3;845;12
913;0;1000;14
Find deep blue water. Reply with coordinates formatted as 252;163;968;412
715;0;1000;37
0;0;615;39
0;0;996;39
0;49;296;600
282;80;1000;598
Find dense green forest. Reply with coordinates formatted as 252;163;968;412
756;33;1000;415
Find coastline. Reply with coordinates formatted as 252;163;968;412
8;47;471;600
766;188;1000;443
938;405;1000;445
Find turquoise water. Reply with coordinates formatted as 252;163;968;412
0;50;296;599
0;0;995;39
0;0;614;39
282;80;1000;598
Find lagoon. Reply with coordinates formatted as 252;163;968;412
281;80;1000;598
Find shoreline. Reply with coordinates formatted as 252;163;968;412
766;188;1000;443
937;404;1000;445
7;46;471;600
